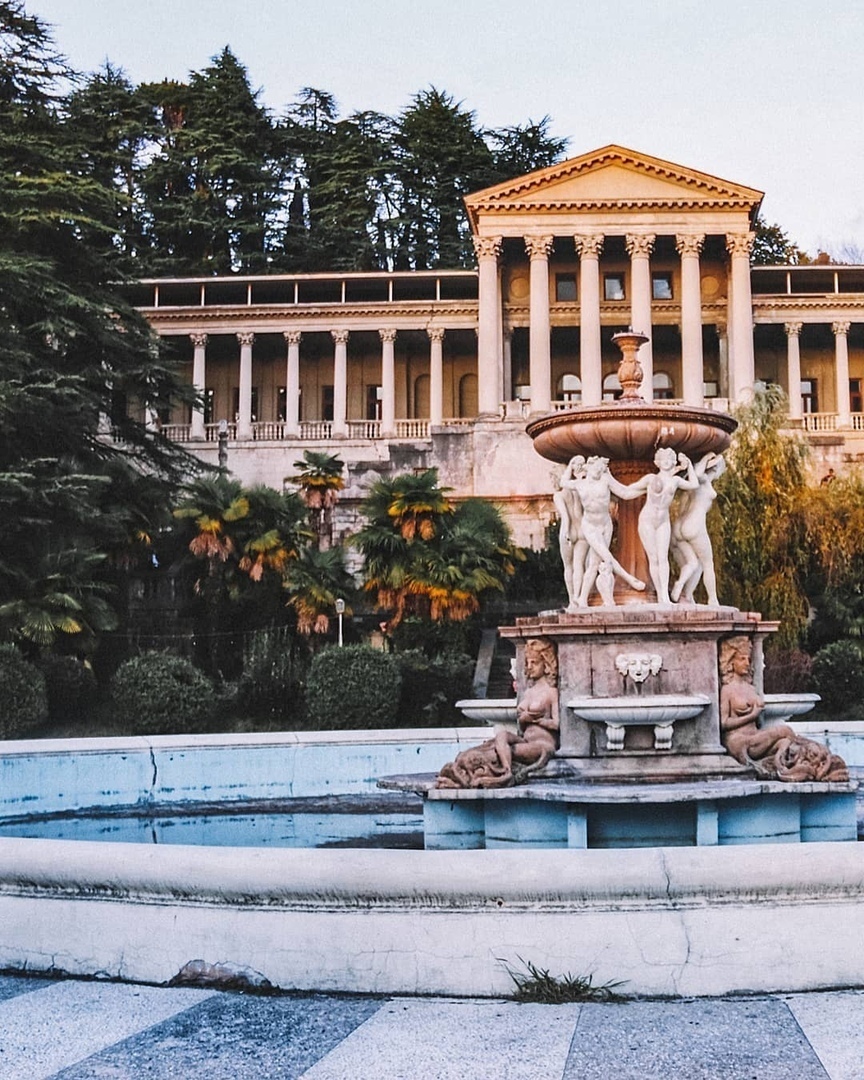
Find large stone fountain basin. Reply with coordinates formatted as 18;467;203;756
526;403;737;464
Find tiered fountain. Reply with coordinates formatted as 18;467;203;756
384;331;856;849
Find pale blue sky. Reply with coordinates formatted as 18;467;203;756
31;0;864;255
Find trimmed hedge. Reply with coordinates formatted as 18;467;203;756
0;644;48;738
110;651;216;735
305;645;401;729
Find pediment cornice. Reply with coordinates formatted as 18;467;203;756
465;145;764;229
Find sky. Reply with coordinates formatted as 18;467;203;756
29;0;864;256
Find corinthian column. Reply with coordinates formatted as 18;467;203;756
575;234;604;406
331;329;349;437
525;234;554;414
379;328;396;436
833;321;852;427
473;235;502;416
283;330;302;436
189;332;207;439
726;232;756;402
676;233;706;406
427;326;445;426
236;332;254;440
784;323;803;421
626;234;655;400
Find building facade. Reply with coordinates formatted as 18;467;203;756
128;145;864;546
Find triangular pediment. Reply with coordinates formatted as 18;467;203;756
465;144;763;228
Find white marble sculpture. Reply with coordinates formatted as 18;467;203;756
670;451;726;606
553;456;588;611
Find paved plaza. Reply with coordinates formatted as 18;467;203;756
1;973;863;1078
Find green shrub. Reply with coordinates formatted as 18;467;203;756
110;651;216;735
810;640;864;720
305;645;401;729
394;649;474;726
0;644;48;738
390;616;480;659
39;654;99;722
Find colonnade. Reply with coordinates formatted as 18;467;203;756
474;230;758;412
783;320;852;424
187;325;451;440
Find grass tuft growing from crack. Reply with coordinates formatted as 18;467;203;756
499;957;627;1004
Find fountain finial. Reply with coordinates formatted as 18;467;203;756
611;328;649;400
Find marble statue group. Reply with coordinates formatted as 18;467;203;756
555;447;723;609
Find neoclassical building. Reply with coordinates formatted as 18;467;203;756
128;145;864;546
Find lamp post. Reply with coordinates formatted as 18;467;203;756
217;419;228;469
335;598;345;646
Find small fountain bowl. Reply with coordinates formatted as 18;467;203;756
456;699;518;731
760;692;820;728
567;694;711;725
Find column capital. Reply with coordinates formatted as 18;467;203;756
236;331;255;347
426;326;445;344
832;320;851;337
784;322;803;338
189;332;208;348
379;328;397;344
675;234;705;258
283;330;302;346
473;235;502;260
574;234;604;258
625;233;656;258
331;329;350;345
725;232;755;258
524;234;554;260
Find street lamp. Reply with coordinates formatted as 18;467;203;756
217;419;228;469
335;598;345;646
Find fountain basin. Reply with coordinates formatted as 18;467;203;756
761;693;821;727
455;698;517;729
567;694;711;751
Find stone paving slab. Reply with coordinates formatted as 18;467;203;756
299;999;582;1080
785;991;864;1080
562;997;830;1079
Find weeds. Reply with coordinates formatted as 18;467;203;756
499;957;627;1004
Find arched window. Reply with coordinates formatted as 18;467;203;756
602;372;621;402
413;374;430;418
653;372;674;401
558;373;582;404
459;373;478;417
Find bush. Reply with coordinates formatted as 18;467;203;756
305;645;401;729
394;649;474;726
810;640;864;720
39;654;99;723
110;651;216;735
390;616;480;659
0;644;48;738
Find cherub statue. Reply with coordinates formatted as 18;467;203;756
435;638;559;789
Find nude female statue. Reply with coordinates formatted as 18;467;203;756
562;455;646;606
554;456;588;611
435;638;559;789
670;451;725;606
624;447;698;605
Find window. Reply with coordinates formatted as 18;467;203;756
277;386;300;422
703;381;719;399
603;372;622;401
322;385;334;422
801;379;818;414
851;379;862;414
652;272;673;300
653;372;674;400
559;373;582;404
203;388;214;424
232;387;259;422
366;385;383;420
604;273;625;301
555;274;577;302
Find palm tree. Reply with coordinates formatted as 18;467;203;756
289;451;345;550
284;546;355;638
354;470;515;630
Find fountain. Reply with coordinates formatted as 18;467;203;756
383;330;856;849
